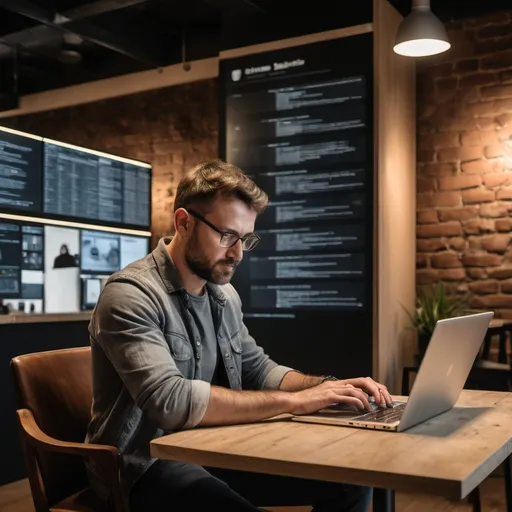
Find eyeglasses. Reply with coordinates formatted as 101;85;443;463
186;209;261;251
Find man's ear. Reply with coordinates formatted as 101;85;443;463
174;208;190;236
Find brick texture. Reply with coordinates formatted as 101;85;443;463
2;81;219;248
417;9;512;318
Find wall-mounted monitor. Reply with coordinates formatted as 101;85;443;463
79;231;149;309
80;230;149;275
81;277;104;310
80;229;120;274
43;139;151;230
0;221;44;313
0;127;43;214
221;33;374;380
0;218;151;314
120;234;149;269
0;222;21;299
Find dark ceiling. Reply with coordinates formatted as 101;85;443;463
0;0;509;101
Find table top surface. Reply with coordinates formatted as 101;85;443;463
0;311;91;325
490;318;512;328
151;390;512;499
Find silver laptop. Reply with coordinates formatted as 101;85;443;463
291;311;494;432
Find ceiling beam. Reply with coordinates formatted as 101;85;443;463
0;0;166;66
0;56;219;118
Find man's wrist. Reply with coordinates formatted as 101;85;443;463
303;374;338;388
279;371;338;391
302;374;327;388
319;375;338;385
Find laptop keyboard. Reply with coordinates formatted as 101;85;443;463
355;402;406;423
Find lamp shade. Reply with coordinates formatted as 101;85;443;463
394;6;451;57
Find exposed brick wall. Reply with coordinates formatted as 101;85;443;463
2;80;219;248
417;9;512;318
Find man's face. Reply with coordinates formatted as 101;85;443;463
185;197;257;286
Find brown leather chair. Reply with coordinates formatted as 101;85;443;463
11;347;125;512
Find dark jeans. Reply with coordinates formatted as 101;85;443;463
130;459;373;512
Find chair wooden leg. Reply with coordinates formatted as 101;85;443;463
505;455;512;512
468;487;481;512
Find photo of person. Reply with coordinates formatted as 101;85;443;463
53;243;78;268
44;226;80;313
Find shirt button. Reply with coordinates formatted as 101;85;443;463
196;340;200;346
224;353;230;358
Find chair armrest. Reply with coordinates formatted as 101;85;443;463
17;408;119;460
17;408;125;512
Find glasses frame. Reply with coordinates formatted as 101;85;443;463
186;208;261;251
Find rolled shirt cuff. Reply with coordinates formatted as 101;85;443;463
183;379;211;429
262;365;296;390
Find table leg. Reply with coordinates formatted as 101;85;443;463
373;488;395;512
505;455;512;512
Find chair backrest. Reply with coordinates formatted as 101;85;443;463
11;347;93;506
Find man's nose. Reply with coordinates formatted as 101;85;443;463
226;239;243;261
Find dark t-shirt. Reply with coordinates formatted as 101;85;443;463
188;290;227;386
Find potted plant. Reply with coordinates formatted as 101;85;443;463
404;282;472;362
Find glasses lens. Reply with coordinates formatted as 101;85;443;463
220;234;260;251
242;237;259;251
220;233;239;248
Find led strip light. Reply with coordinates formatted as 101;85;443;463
0;212;151;237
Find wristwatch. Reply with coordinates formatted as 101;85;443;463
319;375;338;384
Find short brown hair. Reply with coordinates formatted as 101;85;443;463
173;159;268;214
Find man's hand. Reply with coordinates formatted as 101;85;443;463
339;377;393;408
289;377;392;415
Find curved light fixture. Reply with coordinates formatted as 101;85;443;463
394;0;450;57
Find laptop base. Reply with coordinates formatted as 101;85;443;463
291;401;407;432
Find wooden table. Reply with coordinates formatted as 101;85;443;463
150;390;512;512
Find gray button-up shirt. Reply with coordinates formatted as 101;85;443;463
85;237;294;500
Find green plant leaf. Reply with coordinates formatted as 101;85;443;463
401;282;473;336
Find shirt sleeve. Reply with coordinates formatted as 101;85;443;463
261;365;296;390
91;280;210;430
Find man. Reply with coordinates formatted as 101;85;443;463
86;159;392;512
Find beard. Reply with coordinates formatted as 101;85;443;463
185;231;240;285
